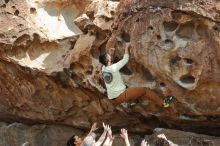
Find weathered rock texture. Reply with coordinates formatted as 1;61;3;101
0;122;84;146
0;0;220;145
108;0;220;134
146;128;220;146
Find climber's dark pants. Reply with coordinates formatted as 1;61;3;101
112;87;164;106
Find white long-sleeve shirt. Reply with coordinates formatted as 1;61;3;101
102;54;129;99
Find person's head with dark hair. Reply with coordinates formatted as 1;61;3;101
99;47;116;66
99;53;109;66
155;138;170;146
67;135;82;146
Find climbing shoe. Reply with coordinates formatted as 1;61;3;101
162;96;175;108
129;99;139;107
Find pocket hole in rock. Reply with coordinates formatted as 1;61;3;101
147;26;154;32
52;72;70;88
91;41;107;59
136;18;140;22
120;31;130;42
170;56;181;64
4;0;9;4
85;70;93;75
213;26;218;31
164;39;174;49
156;35;161;40
163;21;178;32
180;74;195;84
176;21;195;39
183;58;193;65
110;10;115;15
171;11;182;20
0;34;5;37
14;10;19;16
196;23;208;38
30;8;36;14
33;33;40;42
69;40;76;50
160;82;166;87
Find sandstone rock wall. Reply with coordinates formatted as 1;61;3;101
109;0;220;133
0;0;220;145
0;122;83;146
146;128;220;146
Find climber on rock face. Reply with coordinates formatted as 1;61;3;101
99;43;174;108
